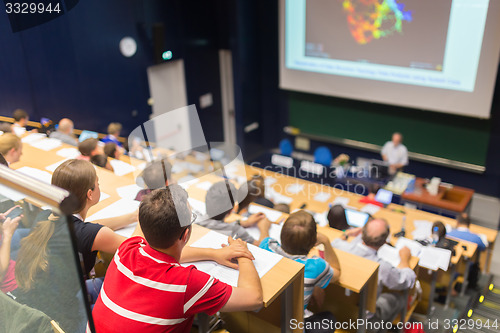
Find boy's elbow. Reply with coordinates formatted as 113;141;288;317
249;288;264;310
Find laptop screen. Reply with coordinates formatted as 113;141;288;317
345;209;370;228
375;188;393;205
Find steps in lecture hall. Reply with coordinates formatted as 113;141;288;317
458;286;500;333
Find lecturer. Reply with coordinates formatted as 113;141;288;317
381;132;408;173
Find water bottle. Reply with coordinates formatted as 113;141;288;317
401;216;406;233
432;226;439;246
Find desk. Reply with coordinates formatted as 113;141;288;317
401;178;474;215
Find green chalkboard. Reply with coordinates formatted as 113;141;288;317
289;92;491;166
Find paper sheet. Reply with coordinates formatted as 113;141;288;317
286;183;304;194
16;167;52;184
30;138;62;151
185;162;203;174
116;184;143;200
314;192;331;203
0;183;25;201
178;176;199;190
109;159;136;176
56;147;81;159
360;204;381;216
187;230;283;286
248;204;283;222
418;247;451;271
171;162;187;174
264;177;277;186
45;159;69;172
332;196;350;208
21;133;46;143
377;244;401;267
115;222;138;238
99;192;110;202
314;212;329;227
196;181;213;191
266;187;293;205
395;237;423;257
245;222;284;243
188;198;207;217
86;198;140;222
411;220;433;240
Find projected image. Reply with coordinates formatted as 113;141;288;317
305;0;451;71
342;0;412;45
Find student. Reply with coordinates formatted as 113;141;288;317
92;185;263;332
273;203;290;214
135;159;172;201
0;211;21;294
327;204;349;231
251;175;275;208
0;133;23;165
448;213;487;251
49;118;78;146
104;142;121;160
359;184;384;208
381;132;408;174
78;138;101;161
260;210;340;332
101;122;123;147
197;181;270;246
332;219;415;330
11;109;35;136
90;154;114;172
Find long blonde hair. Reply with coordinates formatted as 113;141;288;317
52;159;96;213
15;219;55;290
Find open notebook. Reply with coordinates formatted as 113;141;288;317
184;230;283;287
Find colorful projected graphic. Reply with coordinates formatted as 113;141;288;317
342;0;412;44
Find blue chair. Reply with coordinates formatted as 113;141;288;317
314;146;333;166
279;139;293;157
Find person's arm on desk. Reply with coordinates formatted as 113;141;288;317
397;247;411;269
220;239;263;312
254;218;271;246
317;232;341;282
238;212;265;227
92;210;138;231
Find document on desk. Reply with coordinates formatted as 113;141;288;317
45;159;69;173
314;212;329;227
99;192;110;202
16;167;52;184
418;247;451;271
86;198;140;222
245;222;284;243
332;196;350;208
171;162;187;174
115;222;138;238
314;192;331;203
248;204;283;222
286;183;304;194
109;159;136;176
21;133;47;143
116;184;143;200
188;198;207;217
412;220;433;240
56;147;81;159
361;204;380;216
30;138;63;151
377;244;401;267
264;177;277;186
196;181;213;191
395;237;423;257
187;230;283;286
0;183;25;201
266;187;293;205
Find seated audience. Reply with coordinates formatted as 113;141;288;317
92;185;263;332
381;132;408;174
448;213;487;251
101;122;123;147
90;154;114;172
49;118;77;146
251;175;274;208
0;211;21;294
359;184;384;208
11;109;36;136
197;181;270;246
332;219;416;330
327;204;349;231
0;133;23;165
103;142;121;160
135;159;172;201
273;203;290;214
260;210;340;331
77;138;101;161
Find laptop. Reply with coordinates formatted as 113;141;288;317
345;208;370;228
375;188;393;206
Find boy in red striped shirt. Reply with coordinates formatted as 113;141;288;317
92;185;263;332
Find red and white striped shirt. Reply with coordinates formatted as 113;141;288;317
92;237;232;333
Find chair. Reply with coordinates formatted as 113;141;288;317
314;146;333;166
279;139;293;157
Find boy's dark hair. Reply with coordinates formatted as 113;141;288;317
141;160;172;190
432;221;447;239
90;154;108;168
237;179;260;213
281;210;317;255
104;142;117;158
274;203;290;214
457;213;471;227
12;109;28;122
205;181;237;221
139;185;191;249
327;204;349;231
78;138;98;156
